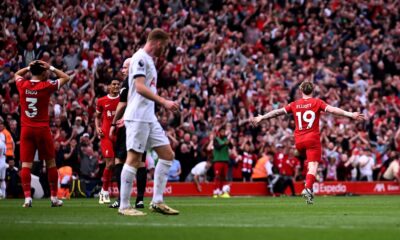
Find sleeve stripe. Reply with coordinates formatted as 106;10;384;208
133;74;146;79
324;106;328;112
283;108;287;114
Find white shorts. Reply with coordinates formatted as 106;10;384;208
125;121;170;153
0;160;6;180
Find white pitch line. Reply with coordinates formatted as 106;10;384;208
0;203;306;208
13;220;355;229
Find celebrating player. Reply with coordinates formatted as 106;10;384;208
95;79;120;204
118;28;179;216
108;58;148;209
15;60;70;207
251;81;365;204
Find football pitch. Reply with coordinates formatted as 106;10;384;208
1;196;399;240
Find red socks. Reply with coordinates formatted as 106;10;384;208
20;167;32;198
47;167;59;197
305;174;316;190
102;168;112;191
21;167;59;198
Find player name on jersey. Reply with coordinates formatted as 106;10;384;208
296;104;312;109
25;89;38;95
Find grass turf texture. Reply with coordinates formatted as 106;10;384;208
1;196;399;240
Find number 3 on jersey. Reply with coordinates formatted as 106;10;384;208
25;97;38;118
296;110;315;130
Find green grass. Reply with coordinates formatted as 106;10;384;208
1;196;400;240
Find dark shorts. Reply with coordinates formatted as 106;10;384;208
115;126;127;160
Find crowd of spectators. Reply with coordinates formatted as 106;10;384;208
0;0;400;196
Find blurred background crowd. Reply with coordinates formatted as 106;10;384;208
0;0;399;197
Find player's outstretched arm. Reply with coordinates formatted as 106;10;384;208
250;108;286;126
135;76;179;112
325;105;365;121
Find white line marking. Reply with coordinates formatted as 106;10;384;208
12;220;353;229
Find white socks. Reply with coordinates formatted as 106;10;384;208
119;164;137;210
152;159;172;204
0;181;5;197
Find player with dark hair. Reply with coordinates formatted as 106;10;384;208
95;78;120;204
108;58;148;209
15;60;70;207
251;81;365;204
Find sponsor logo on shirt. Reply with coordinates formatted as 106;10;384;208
106;110;116;117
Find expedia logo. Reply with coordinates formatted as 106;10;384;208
139;186;173;195
387;185;400;191
374;183;385;192
313;183;347;194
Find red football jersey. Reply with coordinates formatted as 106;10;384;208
284;98;328;141
96;95;120;136
16;77;59;127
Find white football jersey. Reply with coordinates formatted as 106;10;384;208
0;135;6;165
124;49;158;122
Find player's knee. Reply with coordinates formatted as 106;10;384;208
45;159;56;168
21;162;33;169
163;150;174;161
105;158;114;168
126;150;143;167
115;158;123;165
169;151;175;160
139;161;146;168
307;162;318;175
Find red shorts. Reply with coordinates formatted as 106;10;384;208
213;162;229;179
20;127;55;162
295;138;322;165
100;137;115;158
